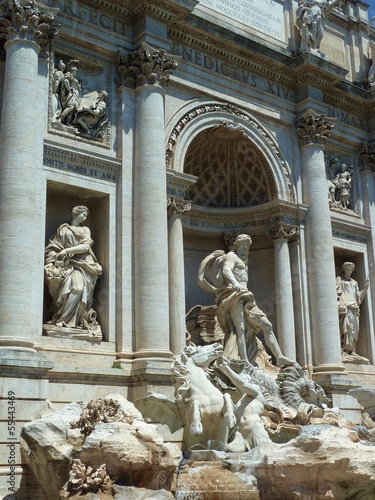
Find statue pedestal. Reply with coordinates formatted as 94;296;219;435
43;324;102;342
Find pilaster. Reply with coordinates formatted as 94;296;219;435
266;224;298;361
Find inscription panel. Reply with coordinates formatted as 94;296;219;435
199;0;285;42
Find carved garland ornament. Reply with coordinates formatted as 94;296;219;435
296;113;335;147
167;196;191;216
0;0;59;46
166;103;294;202
265;224;299;242
117;42;179;89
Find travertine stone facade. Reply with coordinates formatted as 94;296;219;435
1;0;375;496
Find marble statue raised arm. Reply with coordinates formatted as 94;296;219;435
198;234;293;366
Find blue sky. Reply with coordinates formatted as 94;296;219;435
369;0;375;19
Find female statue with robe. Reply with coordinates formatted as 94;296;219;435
44;206;102;340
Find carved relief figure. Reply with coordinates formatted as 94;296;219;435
327;159;353;210
336;262;369;356
296;0;344;53
44;206;102;340
74;90;108;139
58;65;82;126
334;162;352;208
51;59;108;140
198;234;293;366
51;60;66;121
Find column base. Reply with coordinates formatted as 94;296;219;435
312;372;363;424
0;346;54;372
133;348;174;359
312;363;345;373
0;335;35;348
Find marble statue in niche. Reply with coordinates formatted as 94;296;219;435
51;58;108;141
296;0;347;54
336;262;369;362
44;206;102;341
198;234;293;366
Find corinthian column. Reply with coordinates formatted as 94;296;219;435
0;0;58;354
167;197;191;355
266;224;298;360
297;112;344;371
122;43;179;358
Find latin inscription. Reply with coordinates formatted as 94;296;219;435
171;43;294;101
327;106;367;131
47;0;128;36
43;157;117;182
200;0;285;41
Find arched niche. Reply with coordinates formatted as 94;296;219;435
166;101;295;204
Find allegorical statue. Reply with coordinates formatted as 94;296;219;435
336;262;369;357
44;206;102;340
296;0;345;53
198;234;293;366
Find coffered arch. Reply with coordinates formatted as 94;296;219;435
165;101;295;204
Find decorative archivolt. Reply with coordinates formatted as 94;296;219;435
165;102;295;204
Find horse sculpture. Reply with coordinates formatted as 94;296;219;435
172;342;236;450
135;343;237;451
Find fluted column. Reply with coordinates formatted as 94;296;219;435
0;0;58;352
297;112;344;371
168;197;191;355
266;224;297;360
122;43;179;358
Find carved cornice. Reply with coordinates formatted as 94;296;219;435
168;20;296;88
77;0;199;21
358;141;375;173
117;42;179;88
0;0;59;47
167;196;191;216
180;200;307;233
291;55;348;90
265;224;299;243
324;89;370;118
331;217;370;244
296;112;335;147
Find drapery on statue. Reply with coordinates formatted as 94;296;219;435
198;234;293;366
296;0;345;53
336;262;369;357
44;206;102;340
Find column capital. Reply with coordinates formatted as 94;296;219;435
0;0;59;47
167;196;191;216
296;111;335;147
266;224;299;242
117;42;180;89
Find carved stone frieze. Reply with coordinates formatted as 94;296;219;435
0;0;59;46
167;196;191;216
296;112;335;147
117;42;179;89
265;224;299;242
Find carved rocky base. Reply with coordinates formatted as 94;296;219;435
43;324;102;342
342;351;369;365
